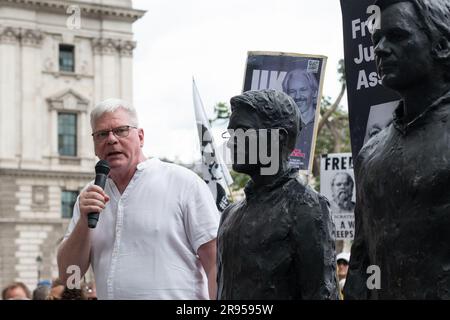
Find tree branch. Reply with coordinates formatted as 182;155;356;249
317;83;346;134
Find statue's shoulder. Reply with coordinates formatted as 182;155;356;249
282;178;332;224
285;177;327;208
220;199;244;225
354;125;391;174
285;184;332;231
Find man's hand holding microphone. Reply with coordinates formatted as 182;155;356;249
79;160;110;228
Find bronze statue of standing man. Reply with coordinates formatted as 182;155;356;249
345;0;450;299
217;89;338;299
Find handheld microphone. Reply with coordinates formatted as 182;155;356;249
88;160;110;229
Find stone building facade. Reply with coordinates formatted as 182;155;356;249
0;0;144;291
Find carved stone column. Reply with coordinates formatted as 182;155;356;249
92;38;121;100
119;40;136;102
20;28;44;164
92;38;137;102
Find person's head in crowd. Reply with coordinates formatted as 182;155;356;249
282;68;318;125
2;282;31;300
336;252;351;281
48;278;65;300
32;284;51;300
60;286;88;300
331;172;355;212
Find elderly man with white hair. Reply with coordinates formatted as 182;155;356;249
57;99;219;300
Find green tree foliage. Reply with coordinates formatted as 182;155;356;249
210;102;231;123
230;169;250;191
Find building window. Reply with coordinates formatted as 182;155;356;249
58;113;77;156
61;190;78;218
59;44;75;72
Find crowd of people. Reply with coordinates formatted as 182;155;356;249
1;254;351;300
2;279;96;300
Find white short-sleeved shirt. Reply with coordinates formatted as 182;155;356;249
64;158;220;300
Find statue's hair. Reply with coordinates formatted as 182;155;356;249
230;89;300;152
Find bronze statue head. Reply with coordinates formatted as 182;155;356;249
373;0;450;91
227;89;300;177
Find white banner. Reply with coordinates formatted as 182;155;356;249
320;153;355;240
193;79;233;212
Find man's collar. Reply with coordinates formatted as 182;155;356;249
136;157;157;171
393;90;450;135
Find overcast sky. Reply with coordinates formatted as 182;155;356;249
132;0;345;163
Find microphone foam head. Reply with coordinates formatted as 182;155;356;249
95;160;110;175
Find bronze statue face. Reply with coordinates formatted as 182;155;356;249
227;106;264;176
227;106;285;177
372;2;434;91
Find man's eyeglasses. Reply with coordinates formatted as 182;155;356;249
92;125;137;142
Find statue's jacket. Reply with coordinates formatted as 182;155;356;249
345;91;450;299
